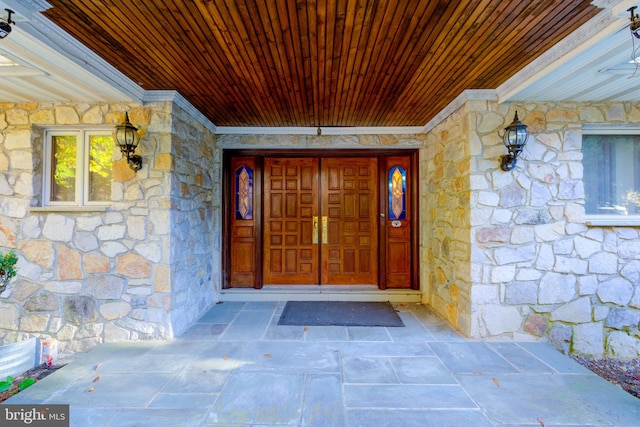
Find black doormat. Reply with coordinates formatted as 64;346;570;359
278;301;404;327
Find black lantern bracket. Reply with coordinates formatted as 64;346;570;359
0;9;15;39
499;111;528;171
114;112;142;171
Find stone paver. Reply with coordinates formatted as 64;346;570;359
3;302;639;427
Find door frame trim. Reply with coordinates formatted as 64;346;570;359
222;148;419;290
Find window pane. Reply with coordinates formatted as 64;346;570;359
583;134;640;215
88;135;113;202
51;135;76;202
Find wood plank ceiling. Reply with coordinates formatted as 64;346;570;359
43;0;600;127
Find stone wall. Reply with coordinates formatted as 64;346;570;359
422;106;473;335
463;99;640;356
0;99;216;354
165;103;216;335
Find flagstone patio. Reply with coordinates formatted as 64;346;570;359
3;301;639;426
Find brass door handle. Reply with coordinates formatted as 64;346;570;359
313;216;319;244
322;216;328;244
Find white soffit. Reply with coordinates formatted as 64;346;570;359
0;0;143;104
498;0;640;103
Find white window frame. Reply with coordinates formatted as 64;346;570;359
583;124;640;226
42;128;115;208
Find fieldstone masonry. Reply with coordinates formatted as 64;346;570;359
0;99;216;355
1;94;639;358
426;98;640;357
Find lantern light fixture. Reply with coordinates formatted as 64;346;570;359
500;111;528;171
0;9;15;39
114;112;142;171
629;6;640;39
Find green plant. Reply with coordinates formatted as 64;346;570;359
0;376;14;392
18;378;36;390
0;250;18;292
0;376;36;395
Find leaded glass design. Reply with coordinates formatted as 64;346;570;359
236;166;253;220
389;166;406;220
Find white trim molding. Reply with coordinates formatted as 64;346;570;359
215;126;426;135
143;90;217;135
423;89;498;133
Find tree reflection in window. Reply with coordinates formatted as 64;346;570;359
51;135;77;202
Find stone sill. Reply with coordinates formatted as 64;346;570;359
30;206;109;213
586;216;640;227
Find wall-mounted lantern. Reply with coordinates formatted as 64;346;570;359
500;111;528;171
114;112;142;171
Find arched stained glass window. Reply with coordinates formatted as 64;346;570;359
236;166;253;220
389;166;406;220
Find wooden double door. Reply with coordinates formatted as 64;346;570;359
224;151;417;289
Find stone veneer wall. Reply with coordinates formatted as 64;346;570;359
166;103;216;334
0;100;216;354
457;99;640;356
422;106;473;335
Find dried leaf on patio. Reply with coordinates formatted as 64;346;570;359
492;378;500;387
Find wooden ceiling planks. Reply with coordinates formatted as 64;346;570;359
44;0;600;127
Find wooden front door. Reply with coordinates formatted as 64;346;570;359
225;149;417;290
263;157;378;285
263;157;319;284
321;157;378;284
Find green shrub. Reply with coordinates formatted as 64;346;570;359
0;250;18;292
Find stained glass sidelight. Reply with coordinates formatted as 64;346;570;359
236;166;253;220
389;166;406;220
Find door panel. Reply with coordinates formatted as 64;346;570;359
229;157;258;287
384;156;412;288
321;158;378;284
227;152;416;289
263;158;319;284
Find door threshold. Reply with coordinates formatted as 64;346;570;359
219;286;422;303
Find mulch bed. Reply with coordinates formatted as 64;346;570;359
0;363;65;403
572;356;640;399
